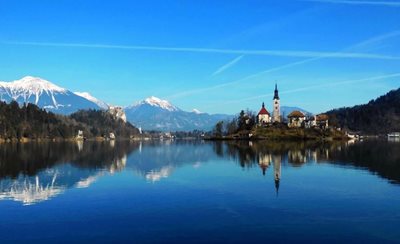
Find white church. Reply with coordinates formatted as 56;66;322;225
257;84;281;125
257;84;329;128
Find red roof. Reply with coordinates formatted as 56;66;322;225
258;107;270;116
288;110;306;118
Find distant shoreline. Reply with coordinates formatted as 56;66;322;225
206;127;353;141
0;137;136;143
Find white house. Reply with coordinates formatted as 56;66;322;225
305;114;329;129
287;110;306;128
315;114;329;129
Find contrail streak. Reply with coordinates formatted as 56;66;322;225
212;55;244;76
222;72;400;104
168;29;400;99
3;41;400;60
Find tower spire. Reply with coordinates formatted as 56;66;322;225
273;83;279;100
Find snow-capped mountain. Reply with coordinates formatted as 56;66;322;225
131;96;179;112
74;92;109;109
0;76;102;114
192;109;203;114
125;96;232;131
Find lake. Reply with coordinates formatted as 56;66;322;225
0;139;399;243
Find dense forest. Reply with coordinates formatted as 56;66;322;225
0;101;139;140
326;88;400;134
70;109;139;138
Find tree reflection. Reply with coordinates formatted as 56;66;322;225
212;140;400;186
0;139;398;205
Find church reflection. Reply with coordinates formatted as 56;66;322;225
258;153;281;194
0;139;399;205
220;139;400;195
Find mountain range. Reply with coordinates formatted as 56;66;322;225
125;96;233;131
0;76;235;131
0;76;102;114
0;76;398;134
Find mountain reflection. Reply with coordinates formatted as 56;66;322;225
0;141;137;205
0;139;399;205
126;140;219;182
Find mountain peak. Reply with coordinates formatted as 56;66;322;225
4;76;67;93
74;92;109;109
140;96;179;111
0;76;103;114
192;109;203;114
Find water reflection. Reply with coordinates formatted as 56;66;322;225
0;139;399;205
213;140;400;189
0;141;137;205
127;140;218;182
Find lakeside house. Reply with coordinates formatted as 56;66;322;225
288;110;307;128
257;84;329;129
314;114;329;129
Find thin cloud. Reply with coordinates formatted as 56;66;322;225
168;72;257;99
169;29;400;99
351;30;400;50
212;55;244;76
221;72;400;105
302;0;400;7
3;41;400;60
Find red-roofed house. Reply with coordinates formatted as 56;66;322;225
258;102;271;125
287;110;306;128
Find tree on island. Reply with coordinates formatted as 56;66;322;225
213;121;224;138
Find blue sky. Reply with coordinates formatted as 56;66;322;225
0;0;399;114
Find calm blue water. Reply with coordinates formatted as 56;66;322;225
0;140;399;243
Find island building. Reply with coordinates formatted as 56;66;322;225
257;84;330;129
304;114;330;129
272;84;281;123
287;110;306;128
257;84;280;126
315;114;329;129
257;102;271;125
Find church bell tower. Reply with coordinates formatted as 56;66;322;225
272;83;281;123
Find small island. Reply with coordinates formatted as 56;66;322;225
208;84;348;141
